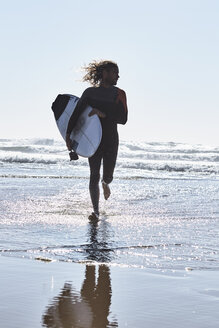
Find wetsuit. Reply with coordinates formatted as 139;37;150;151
67;86;128;214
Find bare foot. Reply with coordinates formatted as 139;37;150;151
102;181;111;200
88;212;99;222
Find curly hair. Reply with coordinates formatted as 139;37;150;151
82;60;118;87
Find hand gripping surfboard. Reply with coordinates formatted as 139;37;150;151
52;94;102;158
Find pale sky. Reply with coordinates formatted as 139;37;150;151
1;0;218;146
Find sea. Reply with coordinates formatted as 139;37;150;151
0;138;219;272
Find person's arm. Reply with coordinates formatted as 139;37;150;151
65;88;105;150
88;89;128;125
115;88;128;124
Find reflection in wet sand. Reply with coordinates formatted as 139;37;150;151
42;265;117;328
42;220;118;327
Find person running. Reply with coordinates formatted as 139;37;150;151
66;60;128;220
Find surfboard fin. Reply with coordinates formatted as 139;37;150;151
69;151;79;161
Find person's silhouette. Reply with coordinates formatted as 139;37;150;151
42;220;118;327
42;264;118;327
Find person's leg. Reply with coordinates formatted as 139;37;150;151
88;146;103;216
102;141;118;200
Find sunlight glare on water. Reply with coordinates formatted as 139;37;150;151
0;138;219;271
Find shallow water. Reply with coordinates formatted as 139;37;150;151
1;139;219;327
0;138;218;272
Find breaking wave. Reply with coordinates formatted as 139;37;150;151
0;138;218;178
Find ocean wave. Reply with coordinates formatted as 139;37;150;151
27;138;55;146
0;146;39;153
0;156;218;175
118;161;219;174
120;141;219;155
213;156;219;162
0;138;218;177
1;147;218;164
0;146;67;155
0;156;59;164
119;152;219;163
121;147;219;156
0;155;89;166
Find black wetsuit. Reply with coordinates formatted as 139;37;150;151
67;86;128;214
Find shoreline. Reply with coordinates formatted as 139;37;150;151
1;255;219;328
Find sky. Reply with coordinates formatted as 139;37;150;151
0;0;218;146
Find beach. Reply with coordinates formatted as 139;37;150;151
1;256;219;327
0;138;219;327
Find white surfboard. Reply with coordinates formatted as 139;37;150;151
52;94;102;158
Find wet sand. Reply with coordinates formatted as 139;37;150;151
1;256;219;328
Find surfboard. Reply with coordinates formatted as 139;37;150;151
52;94;102;158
